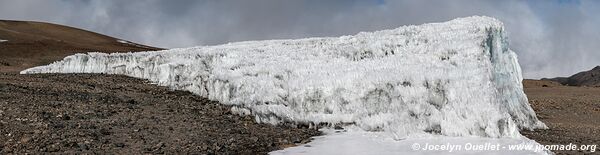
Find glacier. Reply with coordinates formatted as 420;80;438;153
22;16;546;139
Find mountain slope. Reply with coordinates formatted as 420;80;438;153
0;20;162;72
542;66;600;86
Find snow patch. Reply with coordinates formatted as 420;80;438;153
271;129;550;155
117;39;154;49
22;16;546;138
116;40;129;44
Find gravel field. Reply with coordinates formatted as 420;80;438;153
0;73;319;154
522;80;600;155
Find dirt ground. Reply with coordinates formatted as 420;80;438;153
522;80;600;155
0;73;319;154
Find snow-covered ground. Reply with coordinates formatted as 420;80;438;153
272;128;549;155
23;16;549;154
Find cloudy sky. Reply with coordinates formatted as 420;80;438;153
0;0;598;78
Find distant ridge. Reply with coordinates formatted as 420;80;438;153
542;66;600;87
0;20;163;72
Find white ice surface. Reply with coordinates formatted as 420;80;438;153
271;128;550;155
22;16;546;139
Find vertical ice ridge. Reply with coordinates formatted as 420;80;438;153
21;16;545;138
484;26;547;130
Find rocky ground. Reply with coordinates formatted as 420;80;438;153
0;73;319;154
522;80;600;155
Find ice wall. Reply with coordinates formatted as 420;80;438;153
22;16;546;138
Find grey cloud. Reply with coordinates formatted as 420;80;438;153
0;0;598;79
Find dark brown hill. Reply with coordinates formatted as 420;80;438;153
0;20;163;73
542;66;600;87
